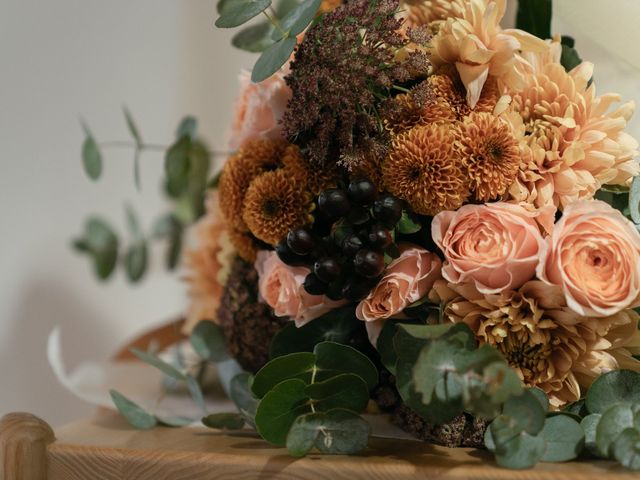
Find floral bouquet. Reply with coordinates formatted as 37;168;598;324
73;0;640;471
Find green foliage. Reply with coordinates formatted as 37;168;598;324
215;0;272;28
251;341;376;453
273;0;321;39
202;413;246;430
252;37;297;83
286;409;370;457
110;390;157;429
124;205;147;282
269;306;361;358
129;347;186;380
629;175;640;226
233;22;276;52
612;428;640;470
560;36;583;72
540;415;584;462
123;107;143;189
585;370;640;414
189;320;230;362
516;0;551;39
81;123;103;181
73;217;119;280
396;211;422;234
230;373;259;426
156;416;194;427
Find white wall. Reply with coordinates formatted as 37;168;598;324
0;0;638;427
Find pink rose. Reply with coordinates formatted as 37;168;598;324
538;199;640;317
255;250;342;326
432;202;547;294
356;244;442;343
228;69;292;151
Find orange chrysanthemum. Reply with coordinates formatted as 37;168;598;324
218;139;289;231
242;169;314;245
456;112;521;201
319;0;342;13
429;72;499;119
281;143;339;195
383;123;469;215
383;90;456;135
228;228;261;263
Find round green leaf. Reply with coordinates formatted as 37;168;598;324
313;341;378;391
129;347;186;380
528;387;549;413
612;428;640;470
286;411;322;457
251;37;296;83
563;399;588;418
110;389;157;430
189;320;229;362
412;340;462;405
581;413;603;457
305;373;369;413
84;218;119;280
255;379;310;446
540;414;585;462
202;413;245;430
125;241;147;283
82;134;102;180
596;403;635;457
215;0;272;28
586;370;640;414
252;352;315;398
494;431;546;470
165;136;191;196
273;0;321;39
233;22;276;52
628;174;640;225
503;389;547;436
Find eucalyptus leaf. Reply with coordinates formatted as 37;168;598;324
305;373;369;413
82;134;102;181
230;373;258;426
125;241;147;282
286;409;370;457
273;0;321;40
503;389;546;436
560;43;582;73
252;352;315;398
233;22;276;52
412;340;462;405
255;378;310;445
586;370;640;414
564;399;588;418
77;218;119;280
376;320;399;374
129;347;186;380
251;36;296;83
629;176;640;225
612;428;640;470
595;403;635;457
176;116;197;140
110;389;157;430
165;136;191;196
581;413;603;457
215;0;272;28
528;387;549;413
313;341;378;391
540;415;584;462
190;320;229;362
202;413;245;430
123;106;143;148
493;431;546;470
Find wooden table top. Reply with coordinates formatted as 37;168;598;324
15;411;627;480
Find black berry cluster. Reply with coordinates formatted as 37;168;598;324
276;177;404;302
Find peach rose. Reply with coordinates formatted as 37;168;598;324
228;68;292;151
538;199;640;317
356;244;442;342
255;250;342;327
432;202;548;294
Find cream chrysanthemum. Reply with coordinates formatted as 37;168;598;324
456;111;521;201
183;192;236;333
506;43;639;210
383;123;469;215
399;0;466;29
432;280;640;408
431;0;548;108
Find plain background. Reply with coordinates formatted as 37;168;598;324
1;0;639;427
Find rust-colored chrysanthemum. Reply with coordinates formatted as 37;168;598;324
228;228;261;263
456;112;521;201
383;89;456;135
319;0;342;13
429;71;498;119
242;169;314;245
383;123;469;215
218;139;289;231
281;143;339;195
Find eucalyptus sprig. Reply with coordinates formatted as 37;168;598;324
215;0;323;82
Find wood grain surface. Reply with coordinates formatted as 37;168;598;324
43;411;638;480
0;412;55;480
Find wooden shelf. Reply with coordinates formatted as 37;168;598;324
1;411;638;479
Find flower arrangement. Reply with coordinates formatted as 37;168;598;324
74;0;640;471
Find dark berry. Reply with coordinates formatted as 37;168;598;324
312;212;334;237
373;194;403;228
353;249;385;278
314;257;341;283
342;234;364;257
348;178;377;206
318;189;351;218
342;277;376;302
367;225;393;251
287;228;315;256
275;240;309;267
346;205;370;225
325;281;345;301
304;273;328;295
